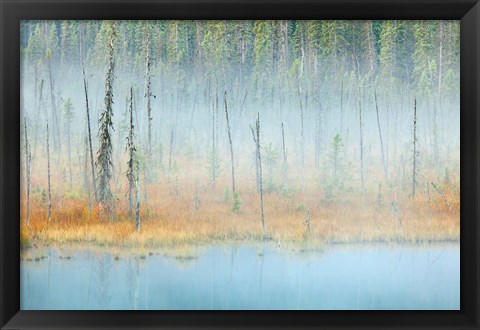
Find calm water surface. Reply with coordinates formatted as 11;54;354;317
20;243;459;310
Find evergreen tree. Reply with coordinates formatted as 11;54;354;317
96;21;116;209
253;20;273;101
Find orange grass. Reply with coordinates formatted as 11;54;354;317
20;152;460;249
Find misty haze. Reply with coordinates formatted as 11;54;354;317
20;20;459;310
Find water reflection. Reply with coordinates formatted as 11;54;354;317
20;243;460;310
93;254;113;309
126;258;139;310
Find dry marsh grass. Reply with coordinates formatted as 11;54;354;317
20;162;460;249
21;182;460;247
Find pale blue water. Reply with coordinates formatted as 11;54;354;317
20;244;459;310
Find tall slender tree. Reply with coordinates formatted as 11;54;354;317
82;65;98;201
46;48;61;153
24;117;31;225
96;21;116;212
300;98;305;193
135;177;141;231
412;98;418;197
46;121;52;222
224;91;236;194
63;97;74;189
144;23;153;181
281;122;288;191
358;99;365;194
374;89;389;185
126;87;138;219
253;113;265;237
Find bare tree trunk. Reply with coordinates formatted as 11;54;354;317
224;91;236;194
366;21;377;73
251;127;260;192
210;95;217;187
359;100;365;195
127;87;136;218
374;90;389;185
24;117;31;225
281;122;288;191
33;79;45;161
395;78;402;166
46;121;52;222
82;66;98;201
412;98;418;197
135;177;141;231
143;162;148;206
435;21;444;166
254;114;265;237
66;109;72;189
215;85;219;152
314;100;322;169
300;99;305;193
47;55;61;153
144;27;152;181
84;134;91;214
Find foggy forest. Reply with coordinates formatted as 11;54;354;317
19;20;460;249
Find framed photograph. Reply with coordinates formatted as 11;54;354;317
1;0;479;329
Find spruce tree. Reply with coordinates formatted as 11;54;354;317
96;21;116;213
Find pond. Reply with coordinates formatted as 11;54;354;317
20;243;459;310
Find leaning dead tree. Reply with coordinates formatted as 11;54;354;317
126;87;138;219
431;182;452;212
224;91;236;194
96;21;116;217
83;65;98;201
374;89;388;185
24;117;31;225
46;121;52;222
252;113;265;237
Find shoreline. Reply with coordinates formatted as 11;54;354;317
21;236;460;258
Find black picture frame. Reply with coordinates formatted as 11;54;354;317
1;0;479;329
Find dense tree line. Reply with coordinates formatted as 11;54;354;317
21;20;459;105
